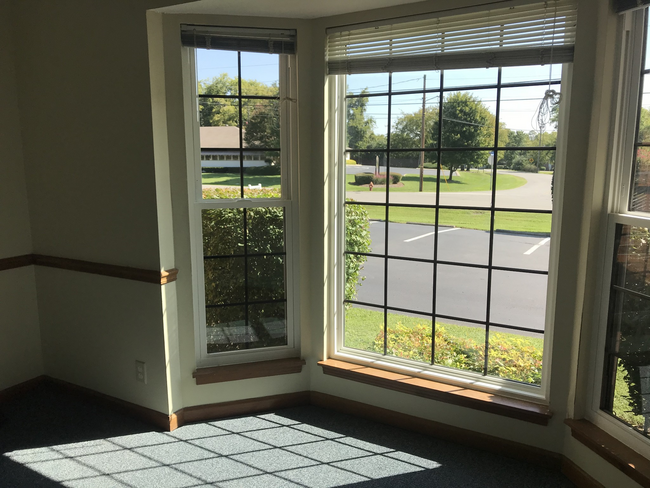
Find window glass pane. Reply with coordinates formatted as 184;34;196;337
206;306;251;353
240;52;279;96
438;152;493;208
443;68;498;88
347;96;388;151
436;264;487;322
344;305;384;353
346;73;390;96
500;64;562;85
243;151;281;199
441;89;496;148
499;85;561;141
346;151;390;204
249;301;287;347
488;326;544;385
345;203;380;255
434;317;486;375
387;218;436;260
603;286;650;437
202;208;244;256
204;257;245;305
387;158;439;205
384;313;433;365
392;71;440;92
495;152;554;211
490;270;548;331
637;74;650;144
350;255;385;306
248;255;285;302
196;49;239;95
630;147;650;212
242;98;280;148
246;207;285;254
387;259;433;314
437;210;490;266
390;93;439;149
493;212;551;272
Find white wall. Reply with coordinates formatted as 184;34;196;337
0;0;43;391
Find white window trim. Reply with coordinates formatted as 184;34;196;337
586;8;650;454
326;64;571;403
182;46;301;368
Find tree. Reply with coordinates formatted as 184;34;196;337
199;73;281;161
391;106;438;166
440;92;493;181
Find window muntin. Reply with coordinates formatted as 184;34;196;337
189;43;297;365
338;67;561;389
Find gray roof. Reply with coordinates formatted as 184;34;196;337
200;126;246;149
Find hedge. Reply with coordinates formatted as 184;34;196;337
373;323;543;385
201;188;372;343
354;172;403;186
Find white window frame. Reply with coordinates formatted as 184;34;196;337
183;45;300;368
327;64;571;402
587;8;650;454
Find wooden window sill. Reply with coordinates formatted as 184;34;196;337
193;357;306;385
318;359;552;425
565;419;650;487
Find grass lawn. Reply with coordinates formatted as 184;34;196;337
343;306;544;351
539;171;554;175
202;173;281;188
347;171;525;192
363;206;551;233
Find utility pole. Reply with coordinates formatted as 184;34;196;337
419;75;426;192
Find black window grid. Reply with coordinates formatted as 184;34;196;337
199;50;288;351
343;68;554;383
198;51;281;199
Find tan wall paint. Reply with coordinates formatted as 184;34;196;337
0;1;44;391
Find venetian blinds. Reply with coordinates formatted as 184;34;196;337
181;25;296;54
326;0;577;75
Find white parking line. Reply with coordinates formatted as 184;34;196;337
404;227;460;242
524;237;550;255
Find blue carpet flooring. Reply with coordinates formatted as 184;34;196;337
0;383;574;487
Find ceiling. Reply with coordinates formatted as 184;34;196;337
157;0;427;19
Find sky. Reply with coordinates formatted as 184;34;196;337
197;49;563;135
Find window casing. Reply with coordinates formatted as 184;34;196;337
184;37;300;368
591;8;650;451
328;1;574;400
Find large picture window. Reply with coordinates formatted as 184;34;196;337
183;26;299;366
330;0;576;394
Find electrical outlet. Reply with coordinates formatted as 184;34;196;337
135;360;147;384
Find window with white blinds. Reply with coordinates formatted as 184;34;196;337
326;0;577;74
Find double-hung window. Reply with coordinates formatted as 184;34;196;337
329;0;577;396
182;26;300;367
594;6;650;447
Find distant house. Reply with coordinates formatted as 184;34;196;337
200;126;266;169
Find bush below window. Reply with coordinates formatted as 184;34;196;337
373;323;542;385
354;172;403;185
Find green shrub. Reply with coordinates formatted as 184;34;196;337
344;201;371;303
373;323;542;385
202;188;371;316
354;172;403;185
346;159;357;165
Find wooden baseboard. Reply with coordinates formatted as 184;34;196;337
561;458;605;488
310;390;563;470
0;375;48;403
47;377;173;431
175;391;311;427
